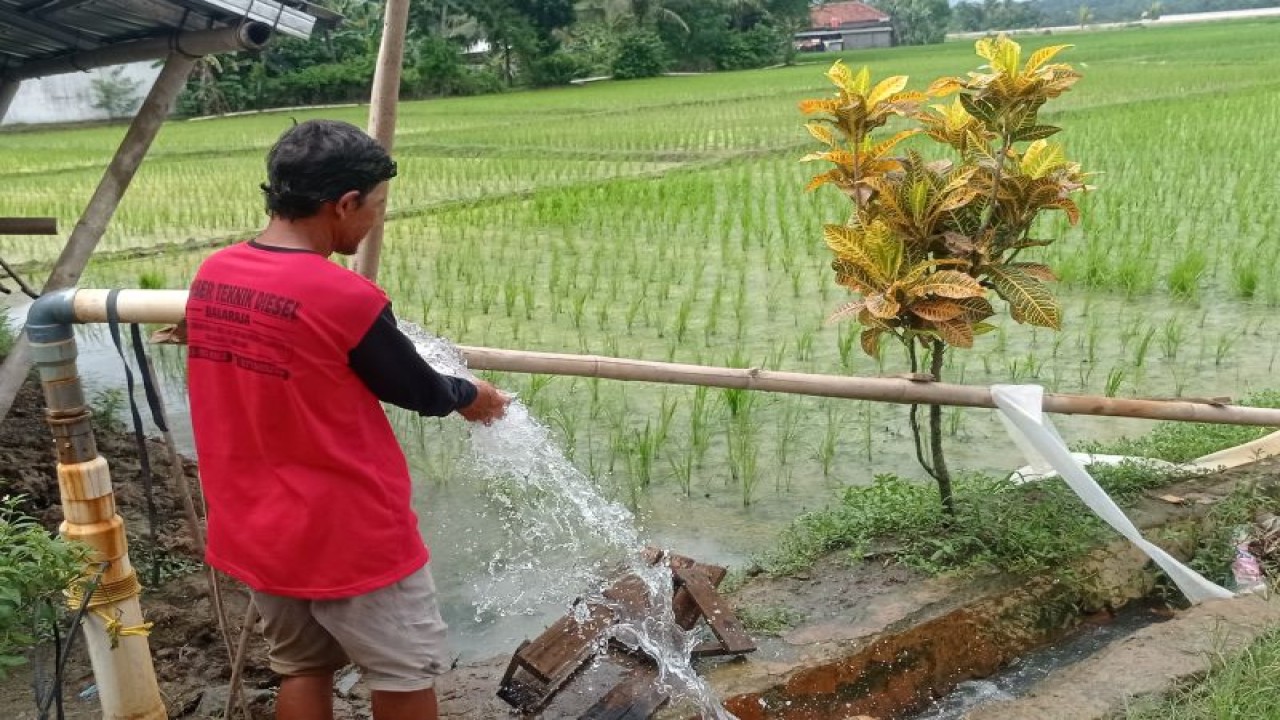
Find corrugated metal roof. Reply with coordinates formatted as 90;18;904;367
809;1;891;29
0;0;336;72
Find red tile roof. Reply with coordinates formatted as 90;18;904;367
811;1;891;28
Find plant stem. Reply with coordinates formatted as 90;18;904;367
929;339;955;516
906;338;935;478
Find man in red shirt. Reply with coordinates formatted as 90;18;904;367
186;119;507;720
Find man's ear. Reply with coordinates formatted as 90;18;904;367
333;190;364;218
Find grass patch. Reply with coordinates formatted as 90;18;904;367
736;605;808;637
1082;391;1280;463
759;461;1177;577
1123;625;1280;719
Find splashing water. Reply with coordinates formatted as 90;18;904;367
402;322;738;719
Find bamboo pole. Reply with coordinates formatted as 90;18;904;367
351;0;412;281
0;53;196;422
52;289;1280;428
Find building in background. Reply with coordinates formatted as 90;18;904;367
794;1;895;52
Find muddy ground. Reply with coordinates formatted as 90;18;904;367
0;373;320;720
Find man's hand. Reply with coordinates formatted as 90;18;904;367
458;379;509;425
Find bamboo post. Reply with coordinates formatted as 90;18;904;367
351;0;412;281
47;289;1280;429
27;295;165;720
0;53;196;422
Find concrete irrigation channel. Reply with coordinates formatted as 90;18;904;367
652;459;1280;720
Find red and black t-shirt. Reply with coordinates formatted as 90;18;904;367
186;240;475;599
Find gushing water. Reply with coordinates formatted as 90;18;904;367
404;323;738;719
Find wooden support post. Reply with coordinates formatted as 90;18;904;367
0;53;195;422
351;0;411;281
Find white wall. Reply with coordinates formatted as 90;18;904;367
2;62;160;126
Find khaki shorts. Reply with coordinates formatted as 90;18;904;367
251;565;451;692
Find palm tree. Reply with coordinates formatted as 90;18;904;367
574;0;687;32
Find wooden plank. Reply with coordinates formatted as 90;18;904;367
672;563;726;630
516;602;615;683
690;639;732;659
579;670;669;720
673;567;755;655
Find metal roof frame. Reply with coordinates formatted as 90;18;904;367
0;0;337;81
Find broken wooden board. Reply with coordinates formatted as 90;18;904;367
579;668;669;720
497;548;750;716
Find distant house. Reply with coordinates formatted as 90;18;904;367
795;2;895;53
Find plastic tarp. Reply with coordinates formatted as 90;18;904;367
992;384;1234;604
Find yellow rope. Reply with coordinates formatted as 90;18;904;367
90;608;154;649
65;570;153;647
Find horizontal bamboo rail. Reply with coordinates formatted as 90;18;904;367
61;289;1280;428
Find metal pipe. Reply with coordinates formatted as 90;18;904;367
0;217;58;235
3;22;272;82
26;292;166;720
0;51;197;422
55;288;1280;428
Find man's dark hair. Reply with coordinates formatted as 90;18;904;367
261;120;398;220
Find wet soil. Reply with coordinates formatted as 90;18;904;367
0;373;303;719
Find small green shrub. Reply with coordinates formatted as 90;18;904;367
529;51;587;87
0;497;88;676
612;30;668;80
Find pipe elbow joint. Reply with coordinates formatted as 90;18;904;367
26;289;78;344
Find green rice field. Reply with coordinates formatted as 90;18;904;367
4;19;1280;589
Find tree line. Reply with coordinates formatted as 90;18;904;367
179;0;812;116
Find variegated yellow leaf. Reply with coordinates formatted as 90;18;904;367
868;129;920;159
825;300;865;325
933;318;975;348
826;61;854;92
910;299;966;322
1023;44;1072;77
860;328;885;357
865;293;901;319
927;76;965;96
994;36;1021;77
867;75;909;107
975;37;999;64
1047;197;1081;225
984;265;1061;329
952;296;996;322
934;187;982;214
833;258;884;293
1020;139;1066;179
806;121;836;146
1010;262;1058;282
852;65;871;95
805;169;841;192
799;98;839;115
911;270;987;299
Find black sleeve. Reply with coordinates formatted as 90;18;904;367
348;303;478;417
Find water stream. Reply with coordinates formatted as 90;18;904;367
403;321;737;718
907;602;1173;719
